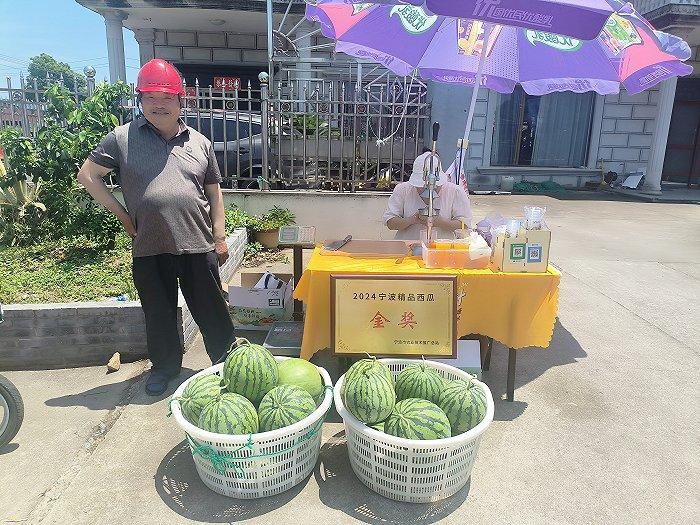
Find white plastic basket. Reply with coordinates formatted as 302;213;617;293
171;357;333;499
334;358;494;503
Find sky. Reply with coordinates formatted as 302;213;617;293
0;0;140;88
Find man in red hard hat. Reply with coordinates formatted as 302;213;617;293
77;59;235;396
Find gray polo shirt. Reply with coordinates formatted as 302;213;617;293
89;116;222;257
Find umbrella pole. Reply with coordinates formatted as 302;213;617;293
458;23;493;186
426;122;440;244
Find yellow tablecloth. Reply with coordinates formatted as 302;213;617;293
294;248;560;360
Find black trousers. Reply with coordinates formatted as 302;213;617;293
132;251;235;376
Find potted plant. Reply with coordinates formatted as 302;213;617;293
251;206;295;249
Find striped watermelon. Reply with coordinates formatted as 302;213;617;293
384;398;451;440
438;377;487;434
367;420;385;432
394;361;444;404
198;392;259;435
179;374;224;425
258;385;316;432
342;369;395;424
223;340;279;406
341;356;393;399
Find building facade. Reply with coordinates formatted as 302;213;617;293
76;0;700;190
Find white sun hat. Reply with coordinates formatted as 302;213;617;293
408;151;444;187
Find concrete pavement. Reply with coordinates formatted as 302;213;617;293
1;195;698;524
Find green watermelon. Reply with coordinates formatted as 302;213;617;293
367;420;385;432
277;358;323;400
384;398;451;440
198;392;259;435
258;385;317;432
394;361;444;404
341;356;393;399
178;374;224;425
438;377;487;434
223;340;279;406
342;369;395;424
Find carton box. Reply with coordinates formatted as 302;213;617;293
226;273;294;331
492;229;551;273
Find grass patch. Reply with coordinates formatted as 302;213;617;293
0;233;136;304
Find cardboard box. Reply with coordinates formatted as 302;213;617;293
491;229;551;273
226;273;294;331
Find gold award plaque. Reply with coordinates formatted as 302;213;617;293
331;275;457;357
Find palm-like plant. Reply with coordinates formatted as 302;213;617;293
0;179;47;245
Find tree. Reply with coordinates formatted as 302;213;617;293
26;53;87;95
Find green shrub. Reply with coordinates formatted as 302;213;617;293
225;205;295;235
249;206;295;232
0;179;47;246
0;81;129;248
224;205;252;234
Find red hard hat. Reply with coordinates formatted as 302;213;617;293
136;59;185;96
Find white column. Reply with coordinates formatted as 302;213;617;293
134;29;156;65
103;10;128;83
643;77;678;194
295;21;316;85
587;94;605;169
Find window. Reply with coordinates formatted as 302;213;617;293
491;87;595;168
663;78;700;186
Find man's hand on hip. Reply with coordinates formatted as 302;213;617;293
215;240;229;266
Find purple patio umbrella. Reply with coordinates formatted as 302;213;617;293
306;0;693;188
333;0;619;40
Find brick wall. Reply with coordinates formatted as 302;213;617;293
594;88;661;176
151;30;333;65
0;302;148;370
0;230;247;371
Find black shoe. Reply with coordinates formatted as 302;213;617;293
145;370;173;396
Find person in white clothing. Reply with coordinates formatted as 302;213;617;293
383;150;472;241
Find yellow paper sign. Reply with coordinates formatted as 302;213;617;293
331;275;456;357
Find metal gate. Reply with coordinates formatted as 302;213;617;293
1;69;430;192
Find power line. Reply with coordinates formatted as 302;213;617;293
0;54;30;66
0;62;25;71
62;56;140;64
66;57;108;63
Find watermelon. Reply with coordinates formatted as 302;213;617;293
198;392;258;435
394;361;444;404
367;420;385;432
438;377;487;434
384;398;451;440
342;369;395;424
258;385;317;432
223;340;279;406
277;358;323;400
341;356;393;399
178;374;224;425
